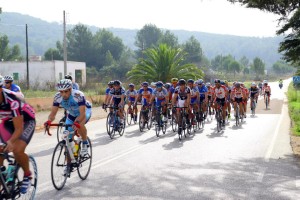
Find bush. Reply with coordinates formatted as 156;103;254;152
288;84;300;136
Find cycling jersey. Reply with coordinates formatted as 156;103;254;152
105;87;112;95
3;83;21;93
249;87;259;97
153;88;168;100
263;86;271;93
0;89;35;144
53;90;91;117
231;87;244;99
72;82;80;90
138;87;153;106
242;87;249;99
214;85;227;99
190;86;199;104
174;86;191;100
198;85;208;98
126;89;137;102
207;87;214;97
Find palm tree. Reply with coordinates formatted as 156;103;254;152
127;44;203;83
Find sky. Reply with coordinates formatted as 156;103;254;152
0;0;280;37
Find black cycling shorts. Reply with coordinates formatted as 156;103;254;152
216;98;226;107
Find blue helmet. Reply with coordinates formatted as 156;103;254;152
156;81;163;88
142;82;149;87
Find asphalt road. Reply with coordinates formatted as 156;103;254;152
27;79;300;200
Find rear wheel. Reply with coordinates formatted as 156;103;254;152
172;114;178;132
126;108;132;125
51;141;68;190
147;110;153;130
139;111;145;132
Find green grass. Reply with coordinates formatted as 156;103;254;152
287;84;300;136
23;89;100;98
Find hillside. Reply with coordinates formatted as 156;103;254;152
0;12;283;67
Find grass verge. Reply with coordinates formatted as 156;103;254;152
287;83;300;136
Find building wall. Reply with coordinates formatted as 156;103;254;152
0;60;86;88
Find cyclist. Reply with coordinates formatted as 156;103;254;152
108;80;126;125
279;79;283;88
197;79;208;119
262;81;271;105
102;81;114;110
258;81;263;95
172;79;191;126
0;75;35;194
187;79;199;124
224;80;232;119
3;75;24;97
169;78;178;101
249;82;259;110
164;83;172;119
125;83;138;122
135;82;153;121
46;79;92;155
206;82;214;115
241;82;249;118
65;74;80;90
231;82;246;118
213;79;228;126
150;81;169;122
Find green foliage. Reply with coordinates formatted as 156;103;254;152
181;36;203;64
44;48;62;60
287;83;300;136
127;44;203;83
0;35;22;61
251;57;265;78
159;30;179;48
272;60;295;74
228;60;241;77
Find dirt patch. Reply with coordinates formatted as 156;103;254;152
290;134;300;158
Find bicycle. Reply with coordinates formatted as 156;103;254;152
173;106;190;140
214;102;224;133
206;99;214;121
45;124;92;190
250;97;257;116
171;107;178;133
126;104;137;125
154;105;167;137
139;105;152;132
106;106;126;139
234;102;243;126
0;144;38;199
264;93;270;110
197;101;205;130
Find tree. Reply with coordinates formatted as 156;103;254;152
44;48;63;60
158;30;179;48
127;44;203;83
239;56;249;68
0;35;22;61
228;60;241;78
135;24;162;58
251;57;265;78
272;60;295;74
182;36;203;64
228;0;300;65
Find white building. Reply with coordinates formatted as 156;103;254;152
0;60;86;88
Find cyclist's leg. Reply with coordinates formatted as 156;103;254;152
222;99;227;121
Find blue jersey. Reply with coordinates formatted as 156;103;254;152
190;86;199;100
138;87;153;101
53;90;91;117
105;87;112;95
169;85;177;94
72;83;79;90
153;88;168;100
3;83;21;93
198;85;208;98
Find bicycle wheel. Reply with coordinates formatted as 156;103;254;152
147;110;153;130
56;118;65;142
139;112;145;132
77;137;92;180
126;108;132;125
178;127;182;140
119;114;126;136
265;98;268;109
106;113;113;136
51;141;68;190
11;155;38;200
182;116;187;138
155;114;160;137
172;114;178;132
162;122;167;134
235;108;239;126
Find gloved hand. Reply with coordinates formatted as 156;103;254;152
72;121;81;131
44;120;51;128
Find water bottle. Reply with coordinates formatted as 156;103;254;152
6;164;15;183
74;140;79;157
69;139;76;154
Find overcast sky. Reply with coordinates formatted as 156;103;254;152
0;0;280;37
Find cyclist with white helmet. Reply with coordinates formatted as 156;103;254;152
249;82;259;109
3;75;23;97
262;80;271;105
197;79;208;119
46;79;92;155
187;79;199;124
108;80;126;124
231;82;246;118
150;81;169;121
65;74;79;90
126;83;138;122
213;79;228;126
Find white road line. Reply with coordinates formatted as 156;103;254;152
296;176;300;188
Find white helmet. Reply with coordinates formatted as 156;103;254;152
4;75;13;81
0;75;4;86
251;82;256;86
151;82;156;87
57;79;72;91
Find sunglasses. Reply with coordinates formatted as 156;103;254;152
5;82;12;84
59;89;71;94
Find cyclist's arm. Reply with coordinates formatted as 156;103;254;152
75;105;86;123
48;106;59;122
172;94;178;106
120;94;125;105
186;93;191;106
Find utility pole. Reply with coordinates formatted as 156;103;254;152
63;10;67;75
26;24;29;89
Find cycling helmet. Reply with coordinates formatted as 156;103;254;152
251;82;256;86
108;81;114;86
224;80;228;84
114;80;121;86
142;82;149;87
164;83;171;89
206;82;211;87
129;83;134;87
187;79;194;84
235;82;241;88
198;79;204;84
4;75;13;81
151;82;156;87
214;79;221;84
57;79;73;91
178;79;186;85
64;74;73;81
220;80;225;85
0;75;4;86
156;81;163;88
171;78;178;83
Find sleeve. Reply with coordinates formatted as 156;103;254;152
174;88;179;94
76;93;86;106
187;87;191;93
105;88;110;95
109;89;114;96
9;98;22;118
138;89;142;95
53;93;61;107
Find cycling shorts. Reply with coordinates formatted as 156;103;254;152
128;97;135;103
156;99;166;107
65;108;92;132
0;119;35;144
265;91;270;97
216;98;226;107
235;97;243;104
191;97;197;105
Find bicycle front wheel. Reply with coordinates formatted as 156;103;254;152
126;109;132;125
77;137;92;180
56;118;65;142
51;141;68;190
12;155;38;200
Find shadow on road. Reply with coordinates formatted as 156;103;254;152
36;154;300;200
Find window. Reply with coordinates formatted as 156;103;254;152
13;73;19;81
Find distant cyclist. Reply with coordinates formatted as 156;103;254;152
46;79;92;155
65;74;79;90
126;83;138;122
150;81;169;121
279;79;283;89
262;81;271;105
108;80;126;125
249;82;259;109
3;75;24;97
213;79;228;126
103;81;114;110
